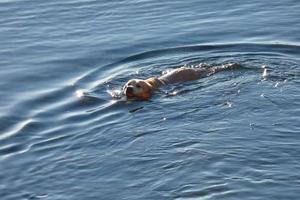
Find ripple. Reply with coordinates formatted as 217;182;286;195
0;118;33;140
1;42;300;200
0;143;30;159
175;183;231;199
74;43;300;96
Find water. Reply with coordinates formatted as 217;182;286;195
1;0;300;199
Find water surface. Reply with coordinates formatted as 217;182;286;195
0;0;300;199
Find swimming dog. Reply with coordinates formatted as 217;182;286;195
123;63;240;100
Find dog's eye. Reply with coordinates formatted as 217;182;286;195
136;84;141;88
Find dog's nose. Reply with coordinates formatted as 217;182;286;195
126;87;133;94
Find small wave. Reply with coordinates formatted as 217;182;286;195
0;118;33;141
74;43;299;101
0;143;30;159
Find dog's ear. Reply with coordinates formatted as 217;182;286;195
145;78;159;90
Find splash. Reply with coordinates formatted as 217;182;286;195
107;89;124;99
262;65;268;78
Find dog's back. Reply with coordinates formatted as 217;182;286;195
159;67;209;84
159;63;240;84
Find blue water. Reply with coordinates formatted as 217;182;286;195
1;0;300;199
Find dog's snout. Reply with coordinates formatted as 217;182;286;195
125;86;134;95
127;87;133;92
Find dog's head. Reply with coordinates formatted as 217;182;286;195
122;79;154;100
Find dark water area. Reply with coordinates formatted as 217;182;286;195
1;0;300;199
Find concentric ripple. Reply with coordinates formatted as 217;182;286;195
1;43;300;200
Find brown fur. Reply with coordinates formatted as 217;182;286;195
123;63;240;100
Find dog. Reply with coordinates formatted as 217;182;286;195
123;63;240;100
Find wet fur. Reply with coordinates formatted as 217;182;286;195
123;63;240;100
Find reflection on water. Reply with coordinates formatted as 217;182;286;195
75;89;85;98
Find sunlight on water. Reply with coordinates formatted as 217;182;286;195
75;89;85;98
169;91;178;96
